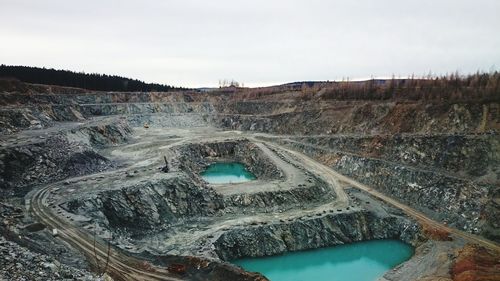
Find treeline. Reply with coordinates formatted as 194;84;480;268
304;72;500;102
0;65;182;92
225;72;500;102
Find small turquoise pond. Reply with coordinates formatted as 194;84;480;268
201;162;256;184
233;239;413;281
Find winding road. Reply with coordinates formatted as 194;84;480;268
27;129;499;281
29;182;182;281
259;137;500;252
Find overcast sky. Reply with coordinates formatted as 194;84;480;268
1;0;499;87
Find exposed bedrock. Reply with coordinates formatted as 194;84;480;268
0;91;211;107
213;210;421;261
223;183;334;212
3;95;497;137
285;134;499;184
66;176;224;232
0;94;215;133
175;139;283;180
451;243;500;281
65;120;133;147
174;139;335;212
79;102;215;116
65;169;333;234
212;101;499;135
0;236;99;280
59;138;337;242
125;113;210;128
0;121;132;197
267;139;499;242
0;137;107;197
332;155;498;242
212;101;299;116
0;105;85;133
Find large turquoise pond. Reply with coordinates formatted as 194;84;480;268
233;239;413;281
201;162;256;184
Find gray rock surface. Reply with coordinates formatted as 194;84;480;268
0;121;131;197
0;236;100;281
268;138;499;242
66;176;224;232
214;210;421;260
176;139;283;180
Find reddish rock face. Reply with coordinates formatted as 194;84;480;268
422;224;453;241
452;244;500;281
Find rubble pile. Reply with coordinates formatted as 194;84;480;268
0;236;101;281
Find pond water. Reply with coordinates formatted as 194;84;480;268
233;239;413;281
201;162;256;184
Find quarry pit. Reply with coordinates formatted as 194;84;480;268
1;81;499;281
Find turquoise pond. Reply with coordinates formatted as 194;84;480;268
233;239;414;281
201;162;256;184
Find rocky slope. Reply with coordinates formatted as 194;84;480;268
1;80;498;280
0;120;132;197
264;137;498;242
175;140;283;180
214;209;420;260
451;243;500;281
223;182;334;212
279;133;499;184
0;236;100;281
212;101;499;135
65;176;224;232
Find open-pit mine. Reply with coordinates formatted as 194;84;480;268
1;79;499;281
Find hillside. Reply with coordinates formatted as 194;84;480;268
0;65;182;92
0;73;499;281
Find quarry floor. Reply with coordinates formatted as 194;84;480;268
6;121;497;280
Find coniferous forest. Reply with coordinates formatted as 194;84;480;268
0;65;181;92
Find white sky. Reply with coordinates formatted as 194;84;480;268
1;0;499;88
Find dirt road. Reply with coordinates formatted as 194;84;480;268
257;137;500;252
27;128;499;281
30;184;182;281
